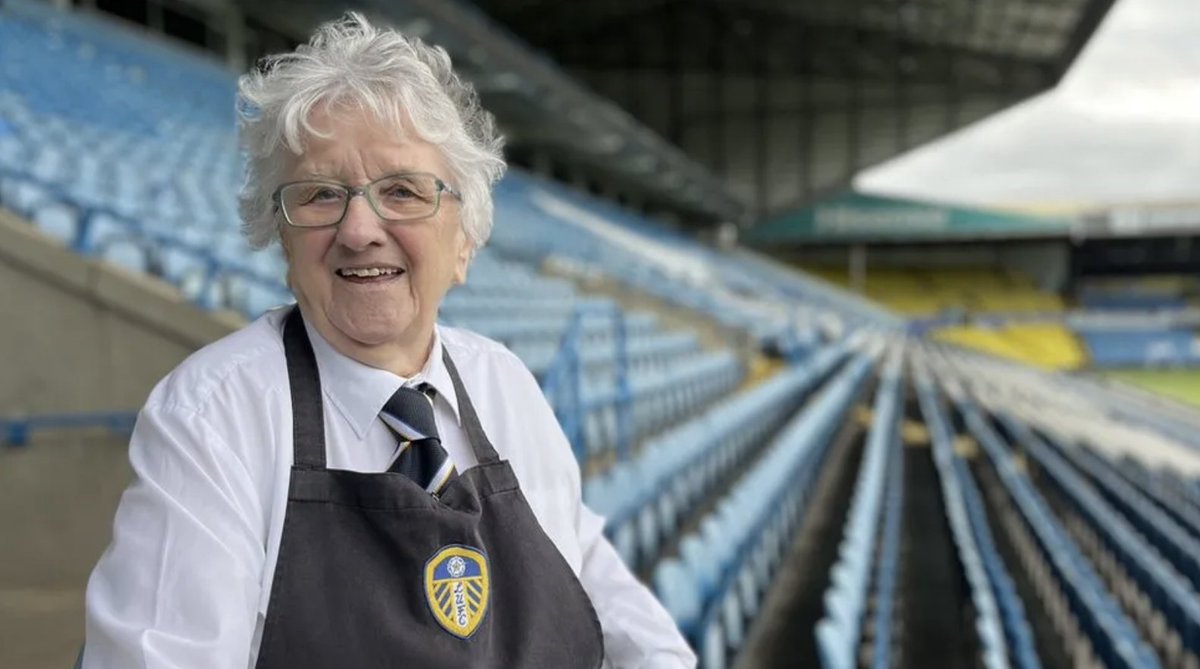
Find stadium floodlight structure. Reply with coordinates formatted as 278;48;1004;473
231;0;748;226
468;0;1117;223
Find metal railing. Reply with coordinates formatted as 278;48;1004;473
542;302;631;464
1;410;137;447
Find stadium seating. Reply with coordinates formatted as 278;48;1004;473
994;414;1200;660
1078;277;1189;311
654;352;874;668
812;267;1063;318
1081;293;1188;311
915;368;1041;669
933;322;1087;371
585;339;849;571
12;5;1200;669
1044;438;1200;595
2;0;852;478
815;352;904;669
1076;327;1200;368
1112;455;1200;540
954;393;1163;669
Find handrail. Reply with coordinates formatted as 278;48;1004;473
543;301;632;463
1;410;137;447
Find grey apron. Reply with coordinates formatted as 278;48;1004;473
253;308;605;668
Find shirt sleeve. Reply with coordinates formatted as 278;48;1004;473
82;403;266;669
576;500;698;669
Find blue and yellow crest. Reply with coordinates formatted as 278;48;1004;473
424;545;490;638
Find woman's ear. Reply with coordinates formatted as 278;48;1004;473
452;231;472;285
278;231;296;287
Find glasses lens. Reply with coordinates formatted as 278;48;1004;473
369;174;440;221
280;183;347;227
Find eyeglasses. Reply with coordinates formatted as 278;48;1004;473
272;172;461;229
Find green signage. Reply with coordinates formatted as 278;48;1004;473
746;191;1070;244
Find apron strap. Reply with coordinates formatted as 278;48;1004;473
283;305;498;468
441;347;501;465
283;306;327;469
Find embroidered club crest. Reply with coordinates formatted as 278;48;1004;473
424;545;490;638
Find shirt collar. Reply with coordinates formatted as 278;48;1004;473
302;318;462;439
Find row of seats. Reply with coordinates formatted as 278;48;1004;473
1080;292;1187;311
1052;439;1200;595
815;353;904;669
1042;365;1200;459
916;372;1040;669
932;323;1087;371
492;171;883;348
1077;328;1200;368
811;267;1063;318
1113;456;1200;541
459;312;649;376
865;422;903;669
958;395;1163;669
583;341;849;571
996;414;1200;659
579;350;743;459
653;354;874;669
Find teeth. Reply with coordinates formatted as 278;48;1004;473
340;267;401;278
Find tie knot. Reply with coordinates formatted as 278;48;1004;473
381;384;439;442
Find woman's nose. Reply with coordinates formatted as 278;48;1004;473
335;194;387;250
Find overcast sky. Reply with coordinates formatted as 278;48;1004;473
856;0;1200;209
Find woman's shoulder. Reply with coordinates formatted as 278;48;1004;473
147;309;290;415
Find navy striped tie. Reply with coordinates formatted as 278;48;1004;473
381;383;456;494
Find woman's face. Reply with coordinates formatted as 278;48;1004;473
279;106;471;373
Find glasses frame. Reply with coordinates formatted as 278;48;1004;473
271;171;462;229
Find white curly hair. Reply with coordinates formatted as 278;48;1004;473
236;12;506;252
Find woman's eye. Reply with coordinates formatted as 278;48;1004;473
310;188;343;203
383;185;417;199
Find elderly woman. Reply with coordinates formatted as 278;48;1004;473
81;13;694;669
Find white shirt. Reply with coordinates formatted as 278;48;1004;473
82;308;696;669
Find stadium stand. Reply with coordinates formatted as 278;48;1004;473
9;3;1200;669
812;267;1063;318
1078;277;1190;312
933;322;1087;371
0;0;845;467
1076;327;1200;368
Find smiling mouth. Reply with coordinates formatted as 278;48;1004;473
335;267;406;283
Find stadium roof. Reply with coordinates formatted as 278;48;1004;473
235;0;745;224
468;0;1117;224
235;0;1115;228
